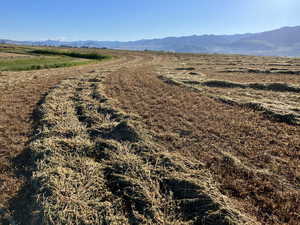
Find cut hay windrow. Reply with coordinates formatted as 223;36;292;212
28;73;253;225
158;74;300;125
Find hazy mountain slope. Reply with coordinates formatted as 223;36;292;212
1;26;299;56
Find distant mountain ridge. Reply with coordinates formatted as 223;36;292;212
1;26;300;56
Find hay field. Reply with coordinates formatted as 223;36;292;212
0;45;299;225
158;54;300;125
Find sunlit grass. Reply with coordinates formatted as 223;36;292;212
0;56;91;71
0;45;112;71
30;49;111;60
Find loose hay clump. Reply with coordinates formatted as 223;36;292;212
28;74;252;224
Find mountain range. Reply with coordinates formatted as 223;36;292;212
1;26;300;56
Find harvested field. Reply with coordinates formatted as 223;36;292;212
158;54;300;124
105;65;300;225
0;45;299;225
0;45;149;223
27;74;249;224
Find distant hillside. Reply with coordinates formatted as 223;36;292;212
1;26;300;56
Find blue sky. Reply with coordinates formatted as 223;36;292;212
1;0;299;41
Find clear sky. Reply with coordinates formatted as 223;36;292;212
1;0;299;41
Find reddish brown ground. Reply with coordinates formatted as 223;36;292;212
0;67;95;220
0;50;143;222
105;65;300;225
1;48;299;225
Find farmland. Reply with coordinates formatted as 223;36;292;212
0;45;110;71
0;45;299;225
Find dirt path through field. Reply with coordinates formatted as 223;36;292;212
0;51;157;222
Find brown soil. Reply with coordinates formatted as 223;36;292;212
0;49;148;222
1;47;300;224
105;64;300;225
171;54;300;84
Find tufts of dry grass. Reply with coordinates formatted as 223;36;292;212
105;65;300;225
0;45;152;224
2;46;300;225
158;61;300;125
29;79;128;224
27;72;251;225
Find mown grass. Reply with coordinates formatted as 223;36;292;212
158;53;300;125
105;65;300;225
0;57;90;71
26;75;246;225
